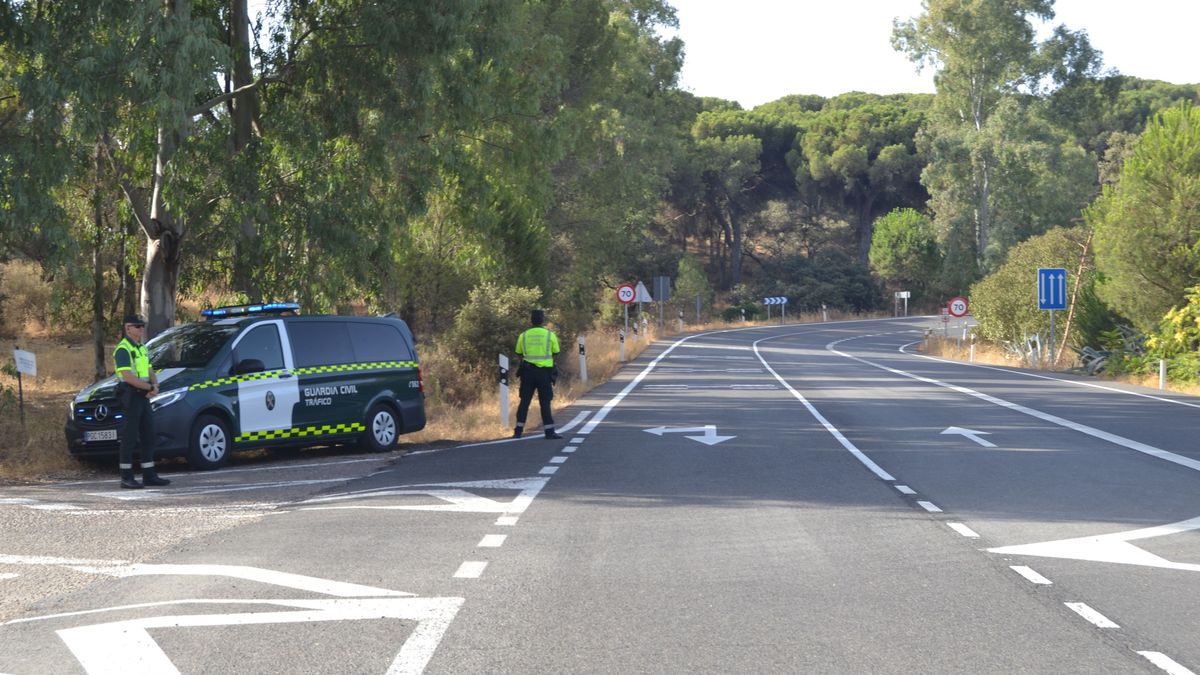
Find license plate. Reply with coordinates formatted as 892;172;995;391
84;429;118;442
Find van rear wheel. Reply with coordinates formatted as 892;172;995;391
189;414;231;470
361;404;399;452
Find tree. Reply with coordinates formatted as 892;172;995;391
868;208;941;300
1087;102;1200;332
893;0;1103;272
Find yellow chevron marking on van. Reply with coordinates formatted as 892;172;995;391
236;422;366;443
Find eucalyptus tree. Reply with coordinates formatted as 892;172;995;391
893;0;1103;275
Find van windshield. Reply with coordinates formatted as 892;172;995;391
145;323;239;369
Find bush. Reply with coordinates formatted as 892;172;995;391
0;260;52;337
445;283;543;373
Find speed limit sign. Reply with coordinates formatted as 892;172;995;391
616;283;636;305
947;296;969;317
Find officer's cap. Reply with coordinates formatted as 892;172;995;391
123;314;146;327
530;309;545;326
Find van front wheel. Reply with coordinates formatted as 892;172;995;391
361;404;399;452
189;414;231;470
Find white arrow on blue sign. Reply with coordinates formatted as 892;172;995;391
1037;268;1067;310
763;297;788;305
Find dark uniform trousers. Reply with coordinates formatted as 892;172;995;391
516;363;554;428
120;388;156;469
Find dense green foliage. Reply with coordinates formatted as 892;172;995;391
2;0;1199;381
1087;102;1200;332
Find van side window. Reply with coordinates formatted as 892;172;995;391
233;324;285;371
348;323;412;363
289;322;355;367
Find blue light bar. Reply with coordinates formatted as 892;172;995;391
201;302;300;319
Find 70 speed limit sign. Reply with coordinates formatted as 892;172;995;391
947;296;969;317
616;283;636;305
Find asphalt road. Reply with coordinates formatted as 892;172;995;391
3;316;1199;673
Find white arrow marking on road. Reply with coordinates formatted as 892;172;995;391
297;477;549;513
643;425;736;446
55;596;463;675
940;426;996;447
988;515;1200;572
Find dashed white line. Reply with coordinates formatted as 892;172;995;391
1138;651;1197;675
453;562;487;579
1010;566;1053;585
947;522;979;538
477;535;507;548
549;456;568;464
1066;602;1119;628
917;501;942;513
495;516;519;526
538;466;558;475
571;437;585;444
561;446;577;453
894;485;917;495
0;573;18;580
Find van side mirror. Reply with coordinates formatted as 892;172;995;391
232;358;266;375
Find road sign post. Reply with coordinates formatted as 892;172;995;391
13;348;34;428
616;283;635;347
1038;268;1067;365
764;297;788;324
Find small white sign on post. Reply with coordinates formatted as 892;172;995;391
13;349;36;377
498;354;510;427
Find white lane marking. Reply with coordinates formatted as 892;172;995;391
668;354;755;359
645;384;688;390
917;501;942;513
298;477;548;514
579;318;916;436
1138;651;1197;675
901;341;1200;410
549;456;568;464
454;562;487;579
894;485;917;495
477;535;507;548
495;516;519;526
1065;602;1119;628
29;503;84;511
52;597;463;675
561;446;577;453
1010;566;1053;585
88;478;348;501
988;515;1200;572
0;498;37;505
834;337;1200;474
444;410;593;449
0;572;18;580
730;384;778;390
941;426;996;447
948;522;980;538
571;437;585;444
754;337;895;481
67;563;412;598
657;368;763;373
539;466;558;475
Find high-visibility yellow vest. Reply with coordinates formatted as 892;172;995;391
113;337;151;379
516;327;559;368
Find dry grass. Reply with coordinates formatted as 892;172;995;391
0;337;104;482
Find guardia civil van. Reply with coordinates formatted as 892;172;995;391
65;303;426;469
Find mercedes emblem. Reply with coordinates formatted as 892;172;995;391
95;404;109;421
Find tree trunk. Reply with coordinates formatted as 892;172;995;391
727;199;743;288
977;158;991;263
91;144;107;381
855;193;876;265
230;0;263;302
142;233;180;338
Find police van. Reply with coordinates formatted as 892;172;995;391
65;303;426;469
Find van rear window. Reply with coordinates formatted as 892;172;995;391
348;323;413;363
289;322;355;367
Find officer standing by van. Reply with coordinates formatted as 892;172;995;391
513;309;563;440
114;315;171;489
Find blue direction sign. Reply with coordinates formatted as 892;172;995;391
1038;268;1067;310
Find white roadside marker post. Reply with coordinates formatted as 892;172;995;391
498;354;510;426
578;336;587;385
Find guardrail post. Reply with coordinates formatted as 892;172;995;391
498;354;510;426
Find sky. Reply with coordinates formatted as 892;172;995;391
669;0;1200;108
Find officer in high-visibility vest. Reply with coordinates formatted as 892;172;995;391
513;309;563;440
113;315;171;489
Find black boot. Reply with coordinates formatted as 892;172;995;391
143;469;171;487
512;426;523;439
544;428;563;440
120;471;143;489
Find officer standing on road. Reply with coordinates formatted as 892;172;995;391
114;315;171;489
513;309;563;440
